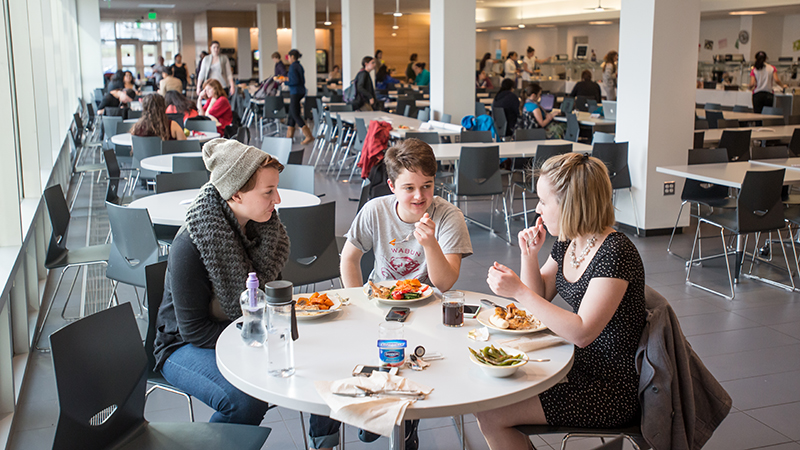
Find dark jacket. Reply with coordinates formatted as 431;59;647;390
355;69;375;109
406;62;416;84
570;80;602;103
287;61;306;96
637;286;732;450
274;61;288;77
492;90;521;136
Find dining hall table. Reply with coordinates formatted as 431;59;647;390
110;131;220;147
695;108;783;123
216;287;574;450
140;152;203;173
428;140;592;161
702;125;800;145
335;112;462;139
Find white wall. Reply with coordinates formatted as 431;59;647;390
477;24;618;62
697;18;741;61
781;14;800;58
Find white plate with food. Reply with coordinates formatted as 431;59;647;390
293;292;342;320
476;303;548;334
364;279;434;306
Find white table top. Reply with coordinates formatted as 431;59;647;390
128;188;321;226
429;140;591;161
695;108;783;122
336;112;462;138
217;287;574;420
656;161;800;188
140;152;203;172
551;110;616;127
110;132;220;147
702;125;800;144
750;157;800;171
384;100;430;110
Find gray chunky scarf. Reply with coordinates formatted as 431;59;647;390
186;183;290;320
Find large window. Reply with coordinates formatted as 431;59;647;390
100;20;180;77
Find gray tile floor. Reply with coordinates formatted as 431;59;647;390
9;136;800;449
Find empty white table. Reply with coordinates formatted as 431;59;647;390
128;188;321;226
110;132;220;147
335;112;460;139
429;140;592;162
216;287;574;450
702;125;800;145
695;108;783;123
140;153;203;173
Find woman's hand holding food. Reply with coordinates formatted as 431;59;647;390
487;262;527;300
518;216;546;257
414;213;437;248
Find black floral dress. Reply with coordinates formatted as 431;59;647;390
538;232;646;428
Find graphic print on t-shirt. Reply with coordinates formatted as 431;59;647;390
379;246;423;279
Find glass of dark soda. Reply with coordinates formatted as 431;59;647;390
442;290;465;327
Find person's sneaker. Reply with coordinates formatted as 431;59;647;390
358;429;380;443
404;419;419;450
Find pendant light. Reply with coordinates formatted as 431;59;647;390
323;0;332;26
392;16;399;30
518;5;525;28
393;0;403;17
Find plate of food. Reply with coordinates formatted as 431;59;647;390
476;303;547;334
365;279;433;305
293;292;342;320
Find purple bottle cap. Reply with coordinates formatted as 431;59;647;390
246;272;259;289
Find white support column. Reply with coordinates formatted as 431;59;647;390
0;0;22;246
430;0;476;122
341;0;374;86
616;0;700;232
257;3;279;78
291;0;317;96
26;0;52;168
237;27;252;80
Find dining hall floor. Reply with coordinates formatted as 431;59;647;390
8;134;800;450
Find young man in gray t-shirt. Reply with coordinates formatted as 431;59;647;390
340;139;473;292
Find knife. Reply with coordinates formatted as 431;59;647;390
481;298;507;313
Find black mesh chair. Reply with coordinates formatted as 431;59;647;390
49;303;271;450
686;169;788;299
666;148;735;259
788;128;800;157
460;130;493;143
693;131;705;149
279;202;341;287
564;113;580;142
592;142;640;234
705;110;724;129
718;129;752;161
405;131;440;145
33;185;112;352
161;139;201;154
492;107;508;140
515;128;547;141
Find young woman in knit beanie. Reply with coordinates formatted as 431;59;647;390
153;138;290;425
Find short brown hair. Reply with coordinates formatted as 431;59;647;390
385;138;437;183
203;79;226;98
581;70;592;82
239;156;285;193
537;153;614;241
271;52;281;59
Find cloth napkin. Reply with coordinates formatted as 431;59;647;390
496;331;568;352
314;372;434;437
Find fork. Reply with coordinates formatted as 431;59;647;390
397;229;415;244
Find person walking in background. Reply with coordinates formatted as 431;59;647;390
749;51;787;113
353;56;377;111
195;50;209;87
171;53;188;91
272;52;288;78
374;49;385;70
602;50;618;101
151;56;167;86
504;51;519;82
197;41;235;97
521;47;536;85
406;53;418;84
479;52;493;75
285;49;314;145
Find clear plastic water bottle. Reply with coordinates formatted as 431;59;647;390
266;280;299;378
239;272;267;347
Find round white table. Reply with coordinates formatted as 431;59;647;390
216;287;574;449
110;132;220;147
128;188;321;226
140;153;204;172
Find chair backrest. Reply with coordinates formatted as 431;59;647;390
405;132;439;145
514;128;547;141
167;113;184;127
737;169;786;234
329;93;344;103
592;131;615;144
592;142;631;190
705;110;724;129
575;95;591;112
263;96;288;118
131;135;162;168
161;139;201;154
760;118;784;127
751;145;790;160
693;131;705;149
788;115;800;125
358;178;372;212
287;148;305;165
115;120;134;135
278;202;340;286
732;105;752;113
475;101;486;117
106;202;161;287
704;103;722;110
102;115;122;141
103;150;124;204
682;148;729;201
694;119;709;130
397;100;415;117
43;185;72;265
156;170;209;193
50;303;146;450
172;155;208;173
441;113;452;124
564;113;579;142
328;104;353;112
491;107;507;139
718;129;752;161
144;261;168;382
184;118;218;132
261;136;293;165
416;108;430;122
460;130;493;143
559;97;575;114
687;147;728;165
716;119;739;129
761;106;784;116
233;126;249;144
790;128;800;157
455;145;503;196
277;164;315;194
127;109;142;119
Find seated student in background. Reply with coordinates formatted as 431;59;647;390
326;64;341;85
476;153;646;449
476;69;494;90
165;90;199;122
413;62;430;86
197;79;233;134
569;69;602;104
518;83;565;139
491;78;520;137
309;138;473;450
376;64;400;91
97;88;136;116
159;66;183;96
130;94;186;141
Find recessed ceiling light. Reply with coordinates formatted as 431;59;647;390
500;26;518;30
589;21;613;25
518;24;526;28
324;21;332;26
392;32;397;36
392;25;399;29
393;12;403;17
729;10;767;15
536;24;556;28
138;3;174;8
476;28;487;32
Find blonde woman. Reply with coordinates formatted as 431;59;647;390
477;153;646;449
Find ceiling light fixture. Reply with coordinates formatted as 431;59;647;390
281;12;288;30
518;5;525;28
137;3;175;8
536;24;556;28
392;16;399;29
323;0;331;26
589;21;613;25
500;26;517;30
393;0;403;17
585;1;615;12
476;28;487;32
729;10;767;15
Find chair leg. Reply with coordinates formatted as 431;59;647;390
59;266;84;321
33;266;70;352
628;188;641;236
686;222;736;300
146;384;195;422
69;172;86;211
502;195;512;244
666;201;687;256
298;411;309;450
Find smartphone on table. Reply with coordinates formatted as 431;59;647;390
385;307;410;322
463;304;481;319
352;365;399;377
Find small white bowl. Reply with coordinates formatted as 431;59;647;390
469;347;529;378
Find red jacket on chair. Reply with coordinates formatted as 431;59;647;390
358;121;393;179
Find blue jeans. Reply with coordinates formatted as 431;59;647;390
160;344;270;425
309;414;341;449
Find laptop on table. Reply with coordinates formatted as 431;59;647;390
603;101;617;120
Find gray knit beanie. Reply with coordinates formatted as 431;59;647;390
202;138;268;200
